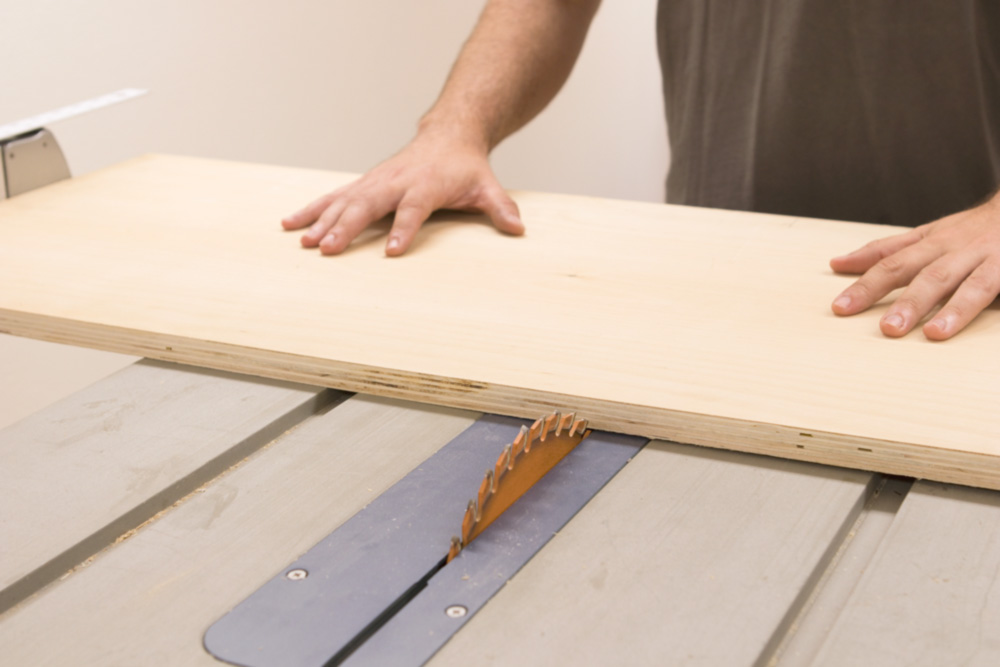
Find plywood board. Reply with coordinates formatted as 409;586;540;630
1;155;999;487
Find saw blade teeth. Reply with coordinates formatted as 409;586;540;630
494;445;509;480
512;426;528;458
569;418;587;438
528;418;542;446
477;471;492;510
513;425;528;448
461;500;476;544
558;412;575;436
543;412;559;440
519;425;534;454
448;536;462;562
554;411;567;436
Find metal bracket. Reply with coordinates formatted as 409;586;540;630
204;415;647;667
1;128;71;199
0;88;147;199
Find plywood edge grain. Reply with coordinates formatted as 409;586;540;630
5;309;993;490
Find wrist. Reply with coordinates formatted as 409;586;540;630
416;109;494;155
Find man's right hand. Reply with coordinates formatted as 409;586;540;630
282;0;600;257
281;130;524;257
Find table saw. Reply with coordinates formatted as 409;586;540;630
3;356;1000;666
2;110;1000;664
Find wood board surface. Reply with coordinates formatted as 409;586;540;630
1;154;999;488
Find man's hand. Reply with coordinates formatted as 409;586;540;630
283;0;599;257
830;193;1000;340
281;131;523;256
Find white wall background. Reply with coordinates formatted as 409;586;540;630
0;0;670;428
2;0;669;201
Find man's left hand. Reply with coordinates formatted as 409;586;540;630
830;193;1000;340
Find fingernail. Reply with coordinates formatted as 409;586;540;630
883;313;905;330
387;237;400;252
833;295;852;311
322;232;336;246
929;314;954;335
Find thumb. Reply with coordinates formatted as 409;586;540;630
480;186;525;236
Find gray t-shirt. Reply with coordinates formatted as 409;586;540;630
657;1;1000;226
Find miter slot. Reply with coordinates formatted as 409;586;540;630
204;414;647;667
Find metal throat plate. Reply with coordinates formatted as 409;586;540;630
204;414;646;666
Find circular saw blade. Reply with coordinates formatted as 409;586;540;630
447;411;591;562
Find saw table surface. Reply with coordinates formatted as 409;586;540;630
3;353;1000;666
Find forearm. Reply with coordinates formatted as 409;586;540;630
419;0;602;152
